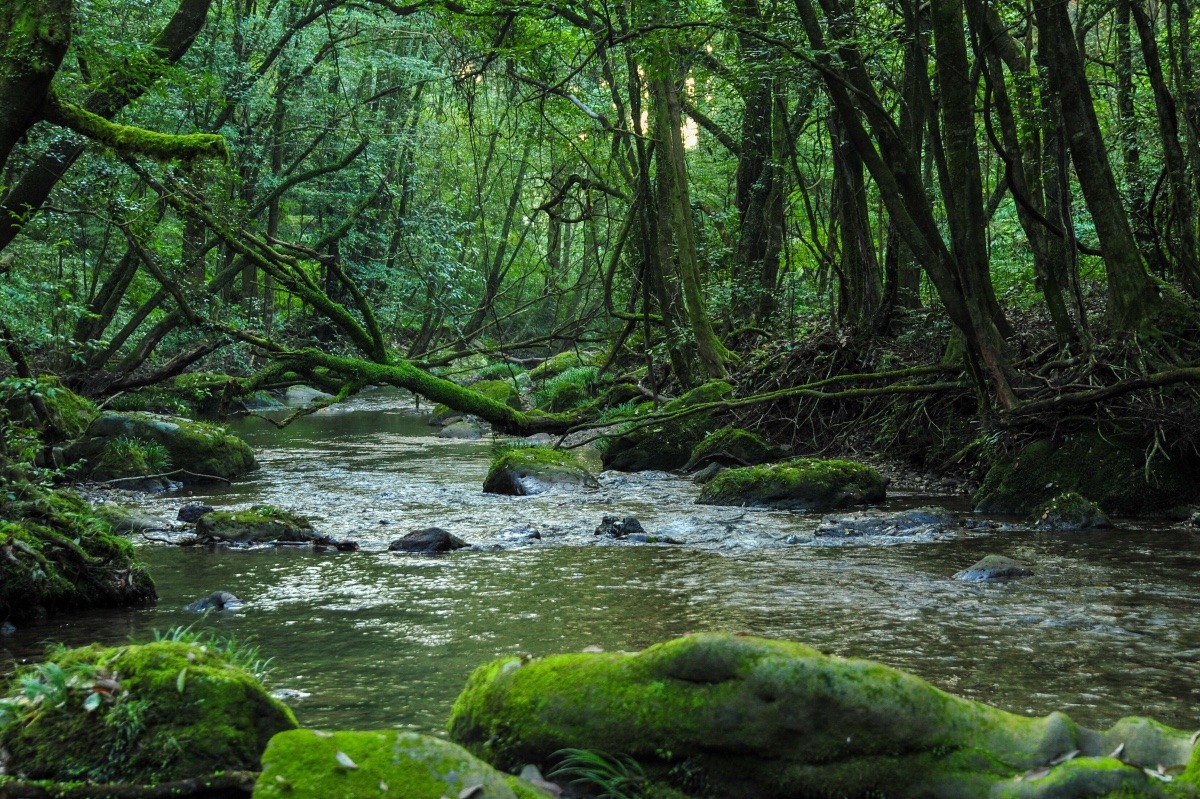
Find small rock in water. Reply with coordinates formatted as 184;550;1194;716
0;621;16;636
594;515;646;539
271;688;312;701
185;591;244;612
953;555;1033;581
691;462;726;484
389;527;469;553
496;524;541;543
177;502;214;523
439;420;482;440
817;506;956;538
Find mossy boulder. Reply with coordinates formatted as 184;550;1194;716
974;433;1196;516
602;381;734;472
528;350;597;380
0;490;155;624
0;640;297;783
472;379;524;411
64;411;257;483
484;446;599;496
449;632;1195;799
685;426;787;471
253;729;546;799
1032;492;1112;531
697;458;887;511
196;505;320;545
1;376;96;439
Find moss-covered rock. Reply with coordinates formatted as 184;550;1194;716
448;633;1194;799
1032;491;1112;531
196;505;318;544
484;446;599;496
0;490;155;624
602;381;734;472
684;426;787;471
253;729;546;799
472;379;524;411
1;376;97;439
974;433;1196;516
528;350;598;380
64;411;256;483
697;458;887;510
0;640;296;783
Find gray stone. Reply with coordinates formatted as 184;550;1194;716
595;515;646;539
283;385;334;406
177;502;214;523
389;527;469;553
439;420;483;440
817;506;956;538
185;591;243;612
954;555;1034;581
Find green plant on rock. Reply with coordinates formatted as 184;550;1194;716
94;435;172;479
533;366;599;412
150;623;273;681
548;748;647;799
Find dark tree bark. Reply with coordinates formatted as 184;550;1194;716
0;0;71;172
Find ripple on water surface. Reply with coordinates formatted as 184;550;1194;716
2;389;1198;736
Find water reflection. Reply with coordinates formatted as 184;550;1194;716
2;390;1198;737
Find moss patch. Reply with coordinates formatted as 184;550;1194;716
483;446;599;496
602;381;735;472
1;376;97;440
697;458;887;510
196;505;317;544
0;490;154;623
974;433;1196;516
0;640;295;783
253;729;542;799
529;350;598;380
448;633;1194;799
1032;492;1112;531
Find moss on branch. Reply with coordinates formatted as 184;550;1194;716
44;93;227;162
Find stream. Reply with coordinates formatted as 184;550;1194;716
3;388;1199;736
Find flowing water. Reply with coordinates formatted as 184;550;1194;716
3;389;1199;736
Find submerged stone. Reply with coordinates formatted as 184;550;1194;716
448;632;1196;799
594;515;646;538
0;640;296;783
440;419;483;439
254;729;545;799
697;458;887;511
954;555;1034;581
185;590;243;612
284;385;334;406
817;505;956;538
483;446;598;496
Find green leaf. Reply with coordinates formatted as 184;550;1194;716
176;667;187;693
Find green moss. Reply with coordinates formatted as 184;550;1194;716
602;381;735;472
529;351;598;380
697;458;887;510
196;505;315;544
472;379;524;411
483;446;598;496
448;633;1193;799
1;377;97;440
533;366;599;413
253;730;533;799
0;490;155;623
0;641;295;783
975;433;1196;516
47;93;228;163
64;412;256;483
686;426;785;470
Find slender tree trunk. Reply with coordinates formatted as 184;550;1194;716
1033;0;1161;331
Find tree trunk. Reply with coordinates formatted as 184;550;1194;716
0;0;71;171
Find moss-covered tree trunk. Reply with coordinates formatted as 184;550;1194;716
0;0;70;170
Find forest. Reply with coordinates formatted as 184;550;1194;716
2;0;1200;797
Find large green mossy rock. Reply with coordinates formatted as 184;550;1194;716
1;376;97;439
0;490;155;623
0;640;297;783
253;730;546;799
483;446;599;495
473;379;524;411
449;633;1196;799
602;381;734;472
195;504;319;544
1032;491;1112;531
65;411;256;483
684;426;786;471
697;458;887;510
974;433;1196;516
